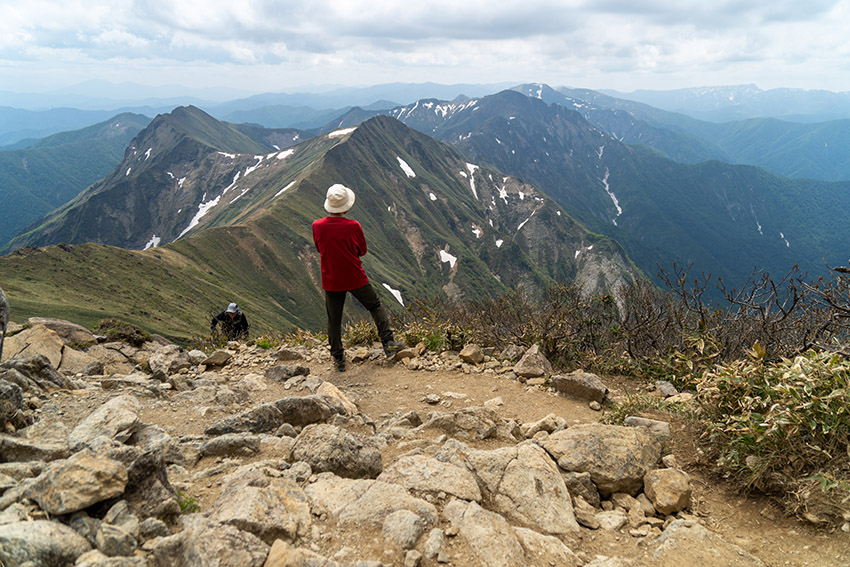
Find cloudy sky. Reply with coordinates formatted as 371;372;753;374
1;0;848;97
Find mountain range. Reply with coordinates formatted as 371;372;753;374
0;105;635;340
2;82;849;340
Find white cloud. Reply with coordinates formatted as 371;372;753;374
0;0;846;93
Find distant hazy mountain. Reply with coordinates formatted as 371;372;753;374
514;84;850;182
331;89;850;288
604;84;850;123
0;112;150;247
2;106;635;337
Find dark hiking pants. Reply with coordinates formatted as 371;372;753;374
325;282;392;360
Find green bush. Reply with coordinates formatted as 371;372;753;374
343;320;379;347
696;349;850;524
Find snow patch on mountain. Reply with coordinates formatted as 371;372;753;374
496;239;504;248
397;156;416;178
178;193;221;239
245;156;263;176
601;168;623;226
328;127;357;138
780;232;790;247
276;149;295;160
126;167;131;176
440;248;457;269
429;192;437;201
144;235;161;250
383;283;404;306
275;181;296;198
218;152;236;159
144;148;152;161
466;163;479;200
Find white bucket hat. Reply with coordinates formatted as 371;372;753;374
324;184;356;213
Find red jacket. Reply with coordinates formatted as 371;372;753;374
312;216;370;291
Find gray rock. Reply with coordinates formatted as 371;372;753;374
305;475;438;528
96;523;137;557
80;360;106;376
562;471;600;507
207;469;311;544
377;454;481;502
187;349;207;365
102;500;140;538
139;517;169;541
653;519;766;566
291;424;382;479
383;509;426;549
459;344;484;365
513;344;552;378
200;432;261;457
76;549;149;566
623;416;671;439
414;406;518;441
25;449;128;515
404;549;423;567
1;354;72;392
265;364;310;382
644;468;692;515
0;520;92;566
519;413;567;438
147;515;269;567
467;442;579;535
205;395;348;436
0;433;69;462
540;424;661;496
275;348;305;361
442;499;527;567
2;325;64;367
148;344;191;374
0;380;24;430
655;380;679;398
423;528;445;559
552;371;608;403
513;527;581;566
68;394;141;452
573;496;601;529
596;509;629;530
122;447;180;519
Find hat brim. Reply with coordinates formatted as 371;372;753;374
324;187;356;213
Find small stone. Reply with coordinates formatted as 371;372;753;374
589;401;602;411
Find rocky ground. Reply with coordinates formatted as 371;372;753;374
1;317;850;567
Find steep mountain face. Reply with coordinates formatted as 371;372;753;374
3;106;304;252
371;90;850;288
0;111;636;338
0;113;150;248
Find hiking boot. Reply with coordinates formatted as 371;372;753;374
334;356;347;372
382;339;403;358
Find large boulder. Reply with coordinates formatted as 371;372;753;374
467;442;579;535
147;344;190;376
147;515;269;567
68;395;141;452
0;520;92;566
205;395;348;436
291;423;382;479
539;424;661;496
305;474;438;529
0;433;69;463
27;317;95;344
551;371;608;403
377;454;481;502
413;406;520;441
25;449;128;515
1;325;63;366
0;354;72;392
441;499;527;567
207;469;311;544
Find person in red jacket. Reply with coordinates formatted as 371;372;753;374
312;184;401;371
